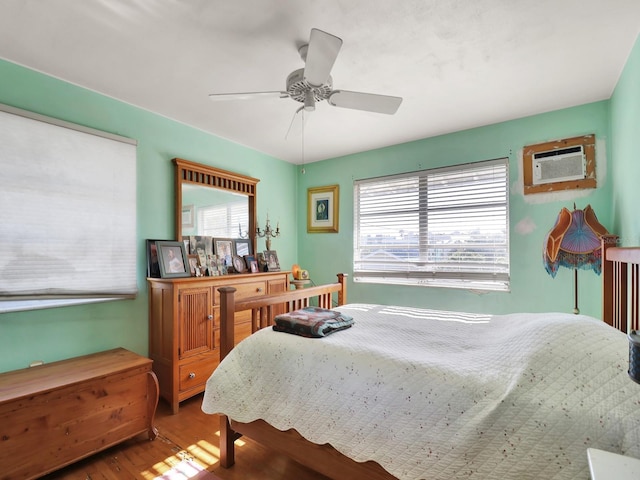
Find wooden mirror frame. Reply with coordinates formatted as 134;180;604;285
174;158;259;253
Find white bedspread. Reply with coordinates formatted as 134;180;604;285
202;304;640;479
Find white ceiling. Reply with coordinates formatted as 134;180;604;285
1;1;639;164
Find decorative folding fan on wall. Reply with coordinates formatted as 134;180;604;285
208;28;403;117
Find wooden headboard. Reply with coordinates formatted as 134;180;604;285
601;234;640;333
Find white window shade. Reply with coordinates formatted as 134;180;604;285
354;158;509;291
0;104;137;308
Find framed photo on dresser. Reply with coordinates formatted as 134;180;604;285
214;238;234;266
146;239;168;278
264;250;280;272
234;238;252;257
156;241;190;278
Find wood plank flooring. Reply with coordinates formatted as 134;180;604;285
42;394;330;480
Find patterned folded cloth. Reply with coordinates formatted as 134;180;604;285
273;306;354;338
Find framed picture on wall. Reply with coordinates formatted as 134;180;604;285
156;241;191;278
307;184;339;233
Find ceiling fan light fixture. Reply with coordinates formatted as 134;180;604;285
303;90;315;111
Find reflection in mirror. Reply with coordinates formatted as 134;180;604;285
174;158;258;253
181;184;249;238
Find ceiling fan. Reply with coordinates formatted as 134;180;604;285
208;28;403;117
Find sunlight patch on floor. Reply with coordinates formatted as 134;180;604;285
141;441;221;479
186;440;219;465
149;459;205;479
140;430;248;479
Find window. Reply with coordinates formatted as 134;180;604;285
0;104;137;312
354;158;509;291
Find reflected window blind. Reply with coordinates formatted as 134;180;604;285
354;158;509;291
198;201;248;237
0;105;137;305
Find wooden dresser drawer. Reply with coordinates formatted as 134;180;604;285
179;356;218;393
230;280;267;299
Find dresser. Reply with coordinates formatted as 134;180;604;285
148;271;289;413
0;348;158;479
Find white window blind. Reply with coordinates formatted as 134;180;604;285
0;104;137;311
354;158;509;291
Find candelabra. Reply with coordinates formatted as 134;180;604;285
256;216;280;250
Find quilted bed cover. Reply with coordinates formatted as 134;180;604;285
202;304;640;480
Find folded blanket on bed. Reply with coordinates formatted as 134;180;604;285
273;306;354;337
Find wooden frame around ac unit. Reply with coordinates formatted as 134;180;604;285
523;134;596;195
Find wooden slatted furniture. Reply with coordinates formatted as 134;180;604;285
601;234;640;332
148;271;289;414
0;348;159;480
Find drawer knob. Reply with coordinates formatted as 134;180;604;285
189;372;196;379
256;287;263;292
207;314;213;320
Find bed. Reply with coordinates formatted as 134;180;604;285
202;235;640;479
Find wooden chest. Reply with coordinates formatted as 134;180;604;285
0;348;159;480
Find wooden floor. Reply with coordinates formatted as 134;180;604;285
42;394;330;480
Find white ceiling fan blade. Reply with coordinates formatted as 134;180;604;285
209;91;289;101
303;28;342;87
328;90;403;114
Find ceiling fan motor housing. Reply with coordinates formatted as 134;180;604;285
286;68;332;103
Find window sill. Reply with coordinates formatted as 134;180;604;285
0;297;123;314
353;276;510;293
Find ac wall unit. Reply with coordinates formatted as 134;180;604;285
532;145;586;185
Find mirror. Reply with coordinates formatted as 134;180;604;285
174;158;258;253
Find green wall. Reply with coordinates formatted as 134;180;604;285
297;102;614;317
0;59;297;373
610;34;640;246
